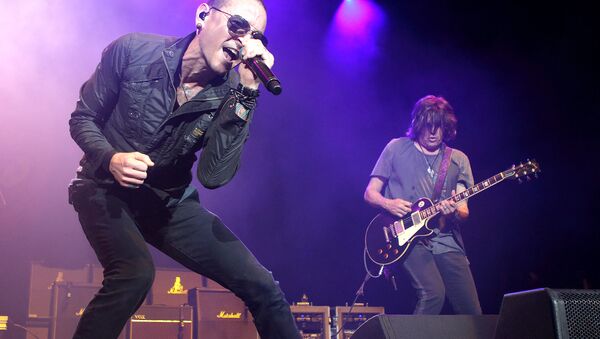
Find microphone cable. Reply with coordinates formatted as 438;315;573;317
332;249;384;338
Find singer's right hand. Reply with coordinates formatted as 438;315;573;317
109;152;154;188
238;37;274;89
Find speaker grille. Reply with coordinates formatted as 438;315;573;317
556;290;600;339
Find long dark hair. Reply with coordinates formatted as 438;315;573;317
406;95;458;142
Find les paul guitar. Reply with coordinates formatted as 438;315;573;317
365;160;540;266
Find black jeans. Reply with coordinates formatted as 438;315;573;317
70;180;300;339
401;243;482;315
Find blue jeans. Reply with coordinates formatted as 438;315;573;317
69;181;300;339
401;243;482;314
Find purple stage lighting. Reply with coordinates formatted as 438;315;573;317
326;0;386;66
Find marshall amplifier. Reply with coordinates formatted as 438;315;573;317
291;304;331;339
335;305;384;339
127;305;193;339
188;288;258;339
150;268;203;307
148;267;227;307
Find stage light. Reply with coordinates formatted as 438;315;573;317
0;315;7;331
332;0;384;36
326;0;386;67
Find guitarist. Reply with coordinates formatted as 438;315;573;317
364;95;482;315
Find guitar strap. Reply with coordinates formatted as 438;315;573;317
432;144;453;202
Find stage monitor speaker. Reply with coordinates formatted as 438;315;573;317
494;288;600;339
350;314;498;339
188;287;257;339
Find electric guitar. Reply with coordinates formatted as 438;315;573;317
364;160;540;266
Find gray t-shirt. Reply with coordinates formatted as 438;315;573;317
370;137;474;254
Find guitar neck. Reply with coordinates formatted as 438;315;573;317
419;171;508;219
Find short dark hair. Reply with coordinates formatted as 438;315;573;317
207;0;265;10
406;95;458;142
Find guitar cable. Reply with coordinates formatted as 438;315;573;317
363;247;385;279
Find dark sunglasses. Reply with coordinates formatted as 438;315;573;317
210;7;268;47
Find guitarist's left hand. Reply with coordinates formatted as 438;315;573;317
437;190;458;215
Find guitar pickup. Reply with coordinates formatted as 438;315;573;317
383;226;391;243
394;220;404;235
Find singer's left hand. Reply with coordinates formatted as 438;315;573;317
238;38;274;89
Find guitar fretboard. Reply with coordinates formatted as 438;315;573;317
419;172;508;219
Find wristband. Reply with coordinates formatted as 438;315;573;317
237;83;260;98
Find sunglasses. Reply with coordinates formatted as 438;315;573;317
210;7;268;47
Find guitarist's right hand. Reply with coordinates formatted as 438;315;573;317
365;177;412;217
384;198;412;217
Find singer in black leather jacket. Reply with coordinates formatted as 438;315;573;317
67;1;301;338
70;32;251;190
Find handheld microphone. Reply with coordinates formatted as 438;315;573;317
244;57;282;95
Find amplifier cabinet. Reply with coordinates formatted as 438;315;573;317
151;268;204;307
334;305;384;339
149;267;227;307
127;305;193;339
28;262;91;319
48;282;125;339
188;288;258;339
291;305;331;339
25;316;50;339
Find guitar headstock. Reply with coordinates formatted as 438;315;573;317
504;159;541;182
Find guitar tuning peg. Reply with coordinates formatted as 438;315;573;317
518;178;523;184
534;173;539;179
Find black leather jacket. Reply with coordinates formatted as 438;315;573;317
69;32;256;190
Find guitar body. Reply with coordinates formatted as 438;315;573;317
365;197;437;266
364;159;540;267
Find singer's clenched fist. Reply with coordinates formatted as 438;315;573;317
109;152;154;188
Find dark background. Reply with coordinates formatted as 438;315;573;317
0;0;598;335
